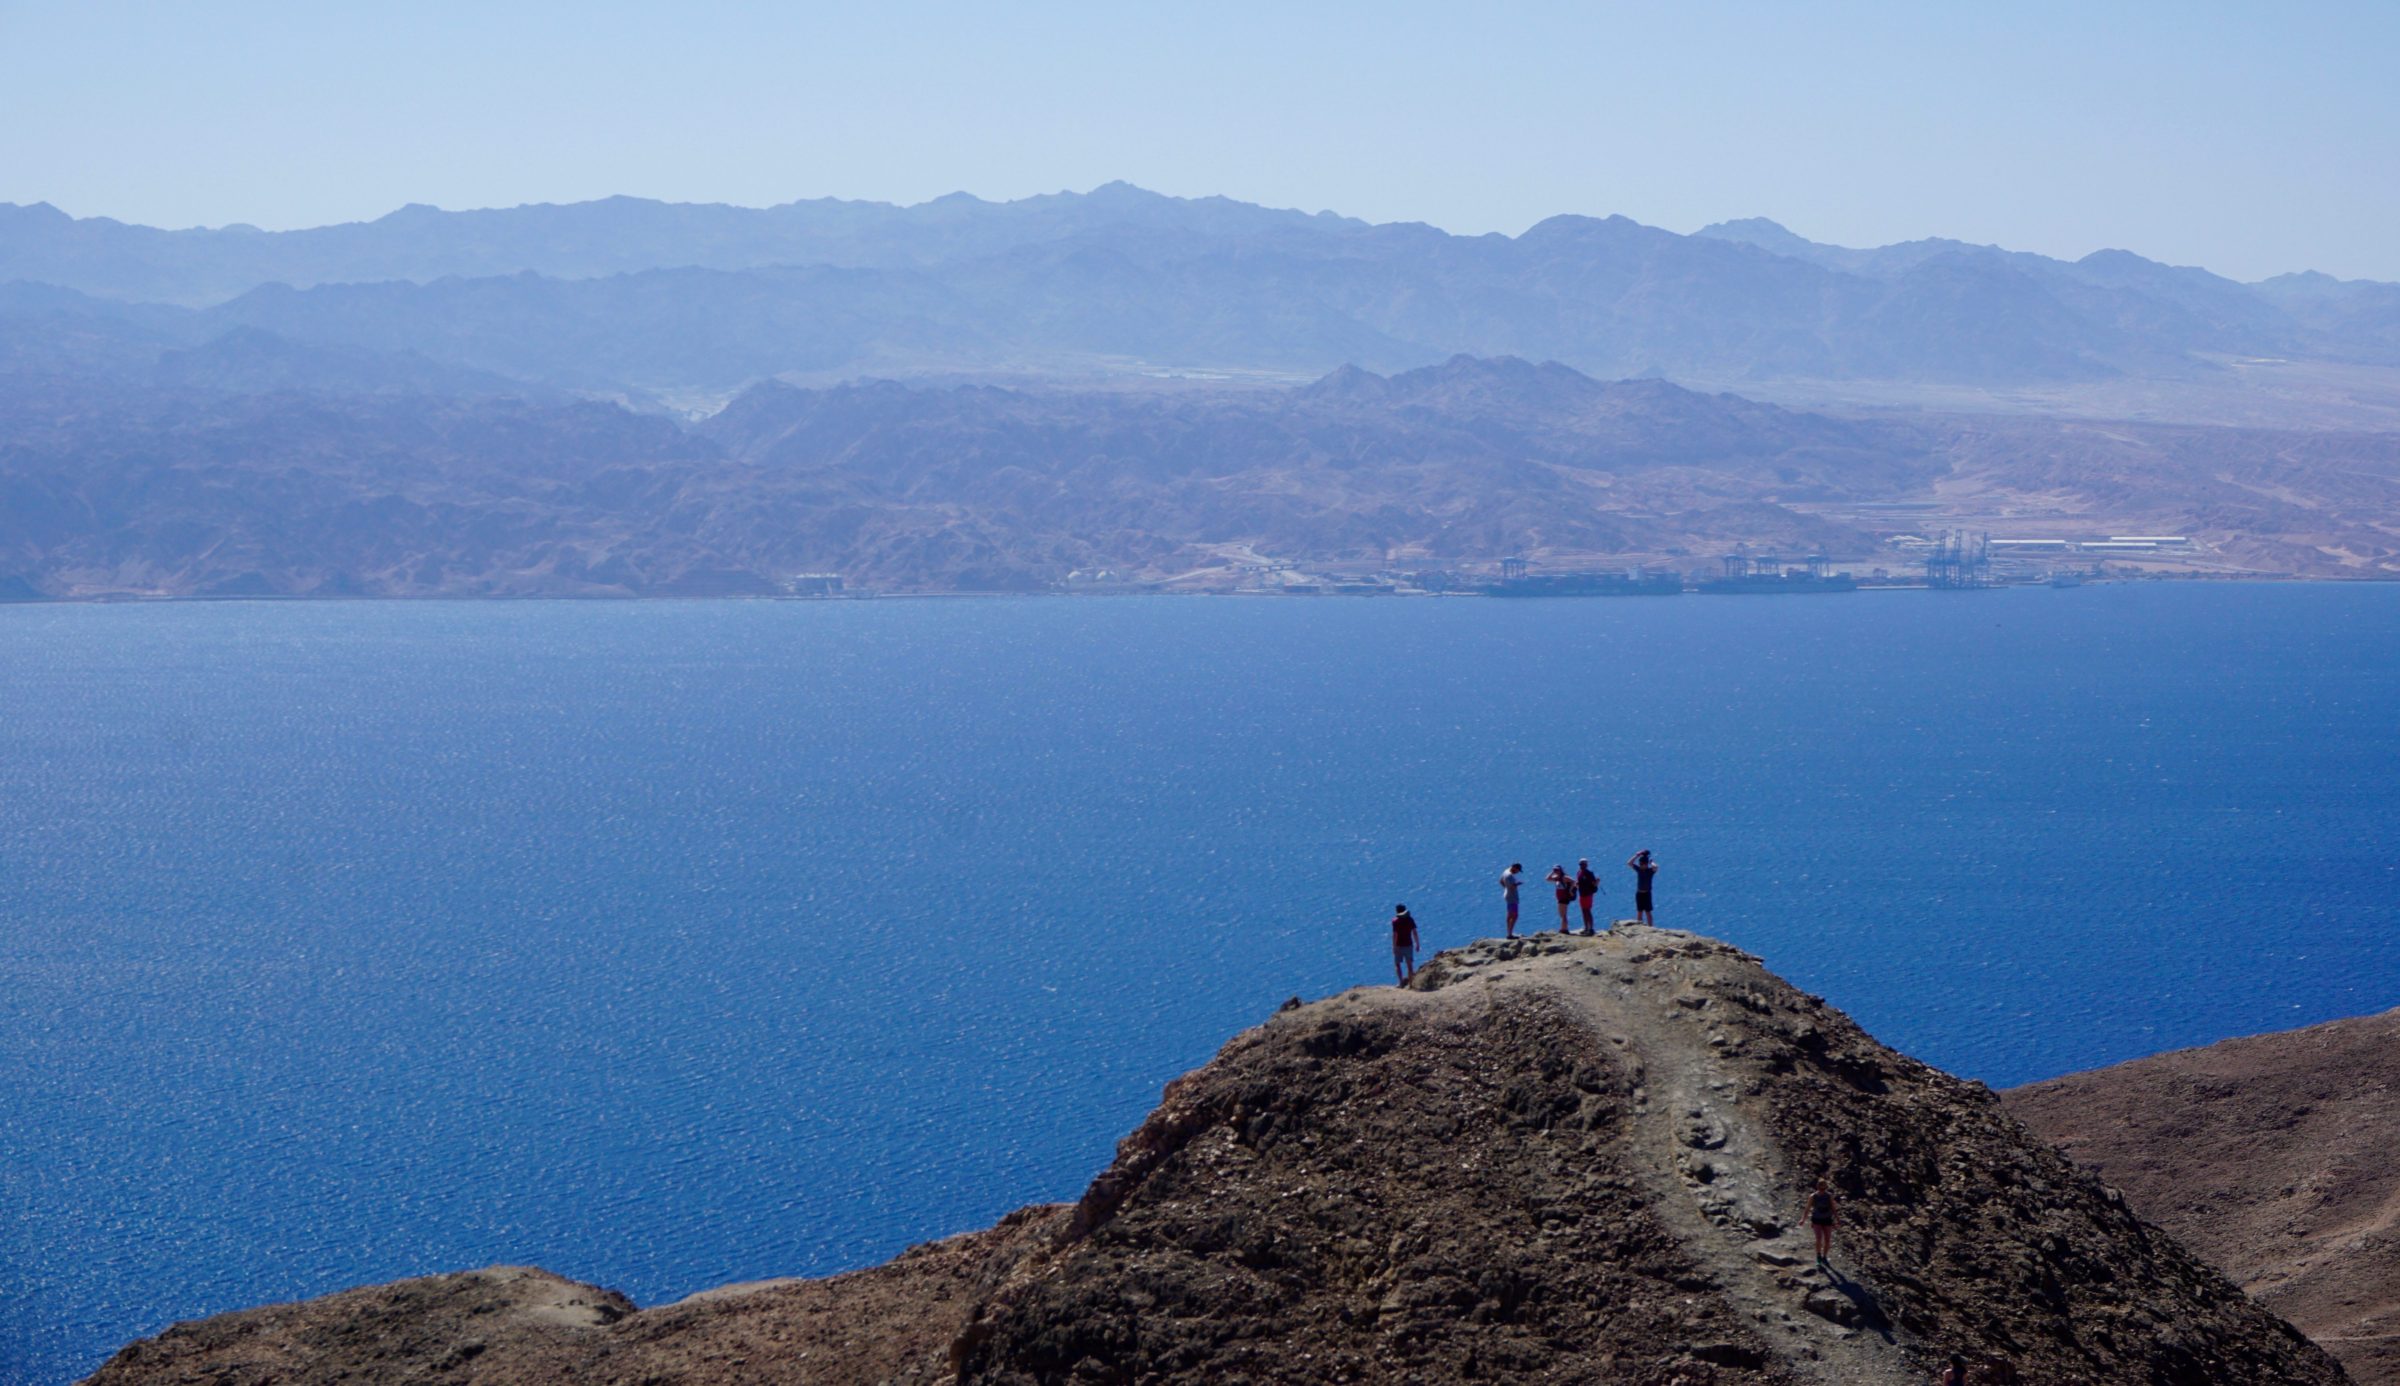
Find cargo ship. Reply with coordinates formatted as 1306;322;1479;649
1696;554;1858;595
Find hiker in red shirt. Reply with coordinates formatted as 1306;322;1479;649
1390;904;1421;985
1575;859;1600;934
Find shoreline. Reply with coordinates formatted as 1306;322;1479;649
5;570;2396;606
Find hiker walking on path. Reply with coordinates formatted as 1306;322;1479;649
1575;859;1600;934
1546;865;1575;933
1500;863;1523;938
1390;904;1420;986
1628;849;1659;926
1807;1177;1839;1266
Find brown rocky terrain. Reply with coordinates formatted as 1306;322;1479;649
7;354;2399;599
2010;1006;2400;1385
89;932;2345;1385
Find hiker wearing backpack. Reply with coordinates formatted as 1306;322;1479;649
1500;863;1522;938
1575;859;1600;934
1545;865;1575;933
1390;904;1421;986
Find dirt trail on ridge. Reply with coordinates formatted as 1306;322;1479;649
91;930;2346;1385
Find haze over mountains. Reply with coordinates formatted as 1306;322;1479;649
5;184;2400;595
10;183;2400;399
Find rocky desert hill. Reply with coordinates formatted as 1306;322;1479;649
89;932;2345;1385
2011;1005;2400;1384
8;348;2400;598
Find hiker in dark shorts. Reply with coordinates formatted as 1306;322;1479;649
1545;865;1574;933
1575;859;1600;934
1808;1177;1838;1266
1500;863;1522;938
1390;904;1420;986
1628;849;1658;926
1938;1354;1970;1385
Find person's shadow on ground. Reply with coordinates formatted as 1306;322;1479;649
1822;1264;1897;1344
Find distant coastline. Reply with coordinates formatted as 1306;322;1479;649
4;569;2385;606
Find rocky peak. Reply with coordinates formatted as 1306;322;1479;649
89;931;2348;1384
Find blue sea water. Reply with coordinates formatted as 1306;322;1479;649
2;587;2397;1382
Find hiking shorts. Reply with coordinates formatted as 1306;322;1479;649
1635;891;1653;912
1393;942;1416;968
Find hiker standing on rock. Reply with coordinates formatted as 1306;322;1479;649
1546;865;1575;933
1390;904;1420;986
1575;859;1600;934
1500;863;1523;938
1628;849;1659;926
1808;1177;1838;1267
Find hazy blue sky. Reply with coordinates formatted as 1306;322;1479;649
3;1;2394;281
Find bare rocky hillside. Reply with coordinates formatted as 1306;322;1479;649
10;354;2398;599
90;932;2346;1384
2011;1005;2400;1384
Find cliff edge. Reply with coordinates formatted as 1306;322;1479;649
89;931;2346;1384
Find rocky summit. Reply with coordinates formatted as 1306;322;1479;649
89;931;2346;1384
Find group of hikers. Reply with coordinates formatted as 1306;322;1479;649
1385;850;1659;986
1502;850;1659;939
1376;859;1995;1383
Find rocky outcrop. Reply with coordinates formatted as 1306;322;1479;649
85;1212;1067;1386
2010;1005;2400;1384
89;932;2348;1384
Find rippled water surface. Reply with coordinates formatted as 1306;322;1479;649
5;588;2398;1381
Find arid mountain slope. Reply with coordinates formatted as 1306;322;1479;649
90;933;2343;1385
0;357;1903;597
87;1217;1068;1386
2010;1006;2400;1384
8;352;2400;597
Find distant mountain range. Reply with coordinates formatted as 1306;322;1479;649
4;185;2399;594
7;184;2400;397
5;351;2395;597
